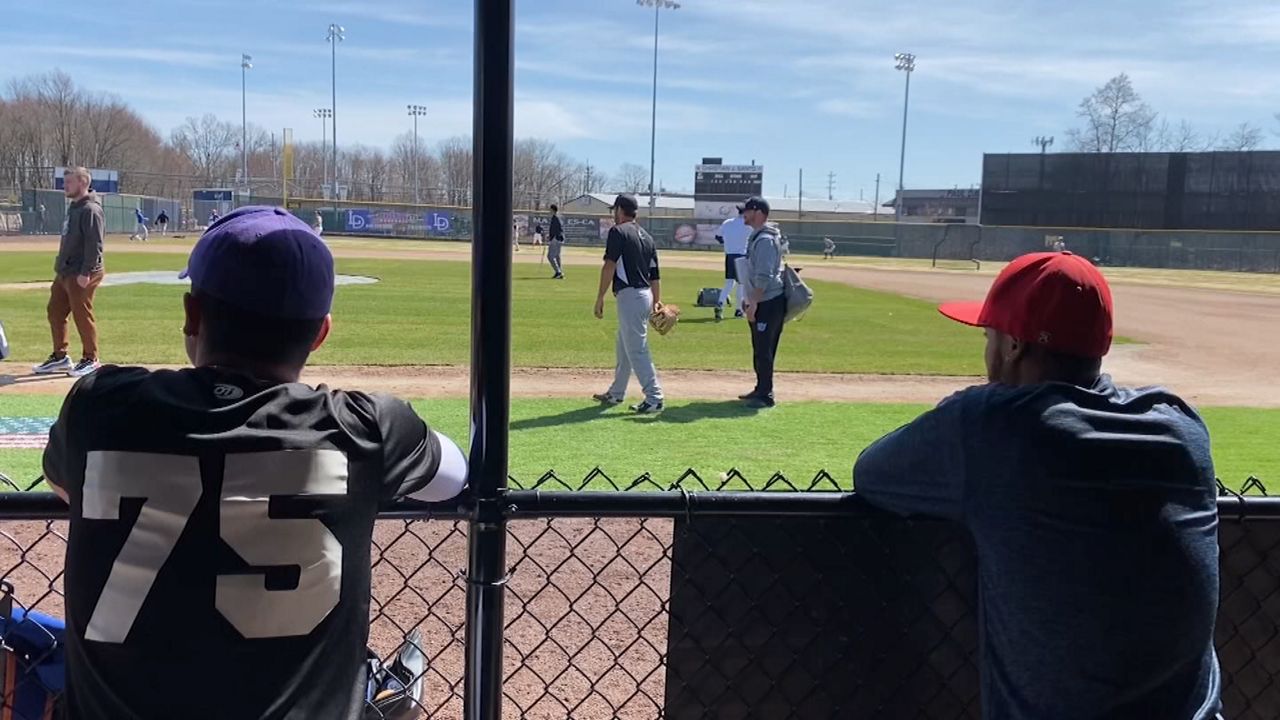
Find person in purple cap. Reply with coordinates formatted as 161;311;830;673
42;206;468;720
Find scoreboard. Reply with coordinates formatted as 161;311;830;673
694;164;763;220
694;164;763;199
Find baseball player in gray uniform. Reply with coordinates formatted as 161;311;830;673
592;194;663;414
548;204;566;280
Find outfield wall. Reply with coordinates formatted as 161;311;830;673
160;194;1280;274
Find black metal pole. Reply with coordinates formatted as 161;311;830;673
463;0;514;718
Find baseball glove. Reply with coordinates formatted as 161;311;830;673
650;302;680;335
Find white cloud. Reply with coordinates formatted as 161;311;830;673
304;2;467;28
816;98;880;118
9;44;227;69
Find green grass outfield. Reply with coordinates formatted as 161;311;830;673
1;395;1276;492
0;251;985;375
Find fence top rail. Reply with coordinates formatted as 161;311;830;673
2;490;1279;521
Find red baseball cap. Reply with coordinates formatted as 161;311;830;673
939;251;1114;358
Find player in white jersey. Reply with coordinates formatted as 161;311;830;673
714;207;752;321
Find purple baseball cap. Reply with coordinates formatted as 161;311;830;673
179;206;334;320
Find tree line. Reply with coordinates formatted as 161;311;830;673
1066;73;1271;153
0;71;654;207
7;70;1274;206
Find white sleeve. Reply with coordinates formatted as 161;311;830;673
405;430;468;502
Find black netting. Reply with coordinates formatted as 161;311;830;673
0;472;1275;718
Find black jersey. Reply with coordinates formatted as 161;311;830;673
43;365;446;720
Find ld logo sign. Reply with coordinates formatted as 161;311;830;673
346;210;371;232
426;212;453;233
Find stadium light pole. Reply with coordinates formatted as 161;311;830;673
894;52;915;223
327;24;345;202
637;0;680;218
314;108;332;197
241;53;252;191
408;104;428;204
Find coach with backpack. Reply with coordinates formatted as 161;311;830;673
738;196;788;408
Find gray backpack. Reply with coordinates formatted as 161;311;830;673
782;261;813;322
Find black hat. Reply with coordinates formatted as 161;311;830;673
741;196;770;215
609;193;639;215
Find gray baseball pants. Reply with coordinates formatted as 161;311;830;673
607;287;663;404
548;240;563;275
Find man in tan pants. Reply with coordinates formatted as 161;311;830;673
34;166;105;377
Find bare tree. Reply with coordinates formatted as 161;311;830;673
36;71;83;166
437;136;473;206
1152;119;1212;152
390;131;440;203
1219;122;1265;152
572;161;606;196
513;138;576;209
1066;74;1158;153
170;114;238;183
613;162;649;194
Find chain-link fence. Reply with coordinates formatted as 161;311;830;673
1;188;185;237
0;470;1277;718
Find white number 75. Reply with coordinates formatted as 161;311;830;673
82;449;348;643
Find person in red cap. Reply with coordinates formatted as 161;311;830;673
855;251;1221;720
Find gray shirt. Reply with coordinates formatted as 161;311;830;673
56;193;104;277
854;376;1221;720
746;224;784;302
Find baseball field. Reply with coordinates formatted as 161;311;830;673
2;233;1280;489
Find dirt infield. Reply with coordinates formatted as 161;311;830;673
4;235;1279;406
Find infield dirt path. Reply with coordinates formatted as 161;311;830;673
3;237;1277;407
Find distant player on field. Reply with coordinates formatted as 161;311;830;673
130;207;149;242
43;206;468;719
823;237;836;259
547;204;565;280
156;209;170;236
313;209;324;236
714;205;751;321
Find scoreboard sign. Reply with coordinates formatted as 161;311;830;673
694;164;762;220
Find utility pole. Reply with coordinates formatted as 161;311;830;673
240;54;253;192
874;172;881;221
798;168;804;219
1033;136;1054;221
314;109;331;198
637;0;681;218
827;171;836;201
894;52;916;223
408;104;428;203
326;23;345;203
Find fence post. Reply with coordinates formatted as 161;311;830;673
464;0;514;718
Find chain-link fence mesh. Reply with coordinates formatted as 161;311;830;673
0;471;1277;718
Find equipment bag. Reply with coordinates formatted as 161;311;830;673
0;582;64;720
782;264;814;322
695;288;721;307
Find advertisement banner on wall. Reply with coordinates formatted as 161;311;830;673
425;209;471;238
668;222;721;248
529;214;602;243
693;200;740;222
343;208;472;238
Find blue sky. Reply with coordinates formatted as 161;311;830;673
4;0;1280;198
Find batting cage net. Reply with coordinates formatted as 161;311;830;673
0;471;1278;719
